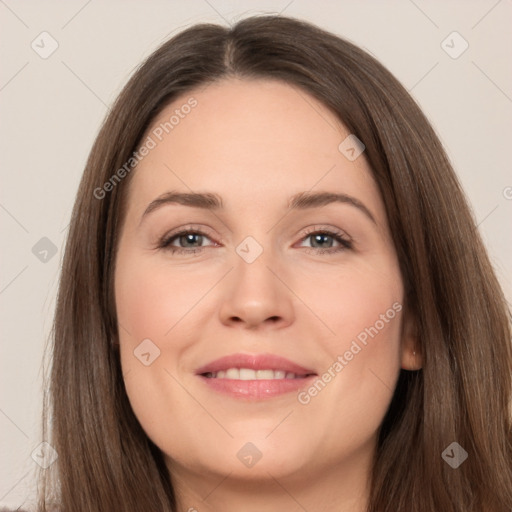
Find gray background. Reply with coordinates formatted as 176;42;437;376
1;0;511;508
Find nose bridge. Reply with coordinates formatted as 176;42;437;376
218;233;294;328
232;233;279;298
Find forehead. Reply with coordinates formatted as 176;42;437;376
127;78;383;220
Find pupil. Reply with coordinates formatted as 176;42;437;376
181;234;201;247
312;234;332;248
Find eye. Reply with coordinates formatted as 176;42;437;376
297;227;352;254
158;228;217;254
158;226;352;256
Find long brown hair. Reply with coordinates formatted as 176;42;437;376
40;15;512;511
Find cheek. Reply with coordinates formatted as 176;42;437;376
294;260;404;432
295;258;403;353
115;256;214;344
115;257;214;449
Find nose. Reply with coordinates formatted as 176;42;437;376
218;249;295;330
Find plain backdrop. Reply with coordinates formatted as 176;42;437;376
1;0;511;508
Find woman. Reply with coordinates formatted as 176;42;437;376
37;15;511;512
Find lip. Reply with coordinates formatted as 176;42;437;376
196;353;317;400
195;353;316;376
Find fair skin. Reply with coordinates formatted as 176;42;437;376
115;78;421;512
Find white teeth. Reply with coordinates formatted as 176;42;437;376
239;368;256;380
207;368;302;380
225;368;240;379
256;369;274;379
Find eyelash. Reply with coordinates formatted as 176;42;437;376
157;226;353;255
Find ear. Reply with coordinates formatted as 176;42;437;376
400;306;422;371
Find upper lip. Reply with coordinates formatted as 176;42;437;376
195;353;317;376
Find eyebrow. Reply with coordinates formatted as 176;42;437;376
289;191;376;224
140;190;376;225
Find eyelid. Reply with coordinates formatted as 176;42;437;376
298;225;352;243
162;224;218;241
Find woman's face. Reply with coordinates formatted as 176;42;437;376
115;78;417;490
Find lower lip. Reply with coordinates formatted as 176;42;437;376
198;375;317;399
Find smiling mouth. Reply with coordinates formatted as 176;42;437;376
202;368;314;380
201;368;314;380
196;353;317;399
